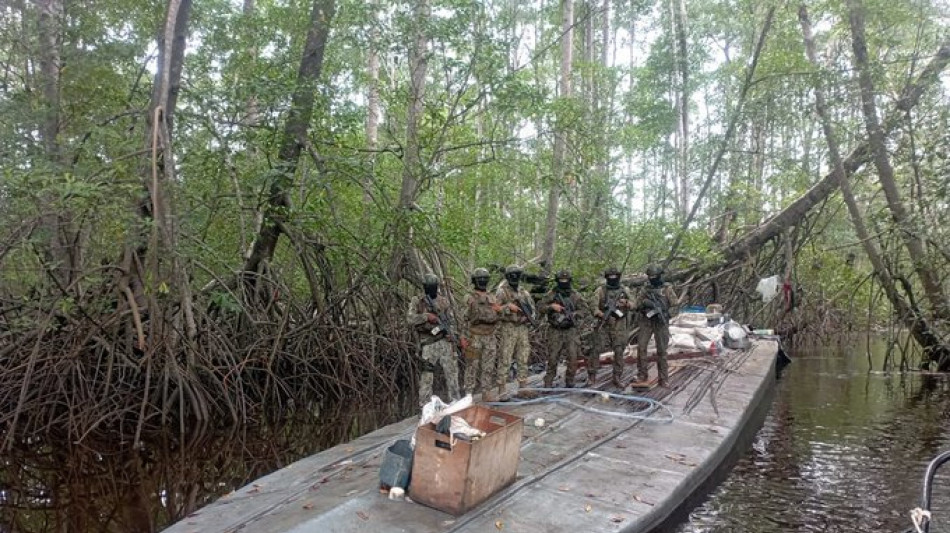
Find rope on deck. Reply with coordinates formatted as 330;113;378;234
910;507;931;533
485;387;675;423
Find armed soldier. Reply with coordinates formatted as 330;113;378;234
590;266;633;388
632;264;681;389
538;270;590;388
407;274;463;405
461;268;502;401
495;265;536;394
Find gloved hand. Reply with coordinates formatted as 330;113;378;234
427;313;439;324
508;303;521;313
618;298;629;309
594;310;605;318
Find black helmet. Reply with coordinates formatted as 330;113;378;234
504;264;523;288
471;267;490;291
555;269;572;291
646;264;663;286
422;273;439;298
604;266;621;288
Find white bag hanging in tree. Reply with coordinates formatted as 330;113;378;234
756;275;780;303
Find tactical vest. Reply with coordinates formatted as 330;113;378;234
547;291;577;329
599;286;627;310
415;295;450;341
499;286;533;324
468;291;499;335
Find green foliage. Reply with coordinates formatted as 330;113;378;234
0;0;947;338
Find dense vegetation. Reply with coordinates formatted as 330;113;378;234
1;0;948;481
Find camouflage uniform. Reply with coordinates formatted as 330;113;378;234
495;280;535;386
633;282;680;385
408;293;461;405
461;289;500;396
590;284;633;383
538;286;590;387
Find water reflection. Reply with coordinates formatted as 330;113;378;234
678;338;950;532
3;339;948;532
0;398;414;532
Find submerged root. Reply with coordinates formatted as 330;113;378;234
0;277;417;447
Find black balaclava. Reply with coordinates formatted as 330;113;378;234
505;265;524;290
605;267;621;289
422;274;439;299
555;270;572;293
471;268;490;292
646;265;663;288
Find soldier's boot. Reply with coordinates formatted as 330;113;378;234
629;377;652;390
611;372;624;389
564;370;576;389
517;378;537;399
496;384;508;401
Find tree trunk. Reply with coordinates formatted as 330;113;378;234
365;0;379;205
468;104;486;272
799;4;949;369
388;0;430;282
243;0;336;277
567;0;599;264
597;0;610;241
137;0;191;250
666;7;774;265
35;0;77;287
137;0;196;345
241;0;261;127
723;37;950;264
674;0;689;220
846;0;950;322
540;0;573;277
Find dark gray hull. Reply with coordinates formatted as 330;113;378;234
165;340;779;533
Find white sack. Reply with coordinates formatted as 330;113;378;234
756;275;780;303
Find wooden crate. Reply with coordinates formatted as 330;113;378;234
410;405;523;515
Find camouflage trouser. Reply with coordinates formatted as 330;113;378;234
463;332;498;394
636;319;670;384
590;320;628;380
544;327;581;387
498;323;531;383
418;339;461;406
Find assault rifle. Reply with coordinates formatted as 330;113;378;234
514;296;538;328
552;292;576;329
424;295;463;355
598;289;626;329
642;287;670;325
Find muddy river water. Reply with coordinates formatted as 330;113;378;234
677;338;950;532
